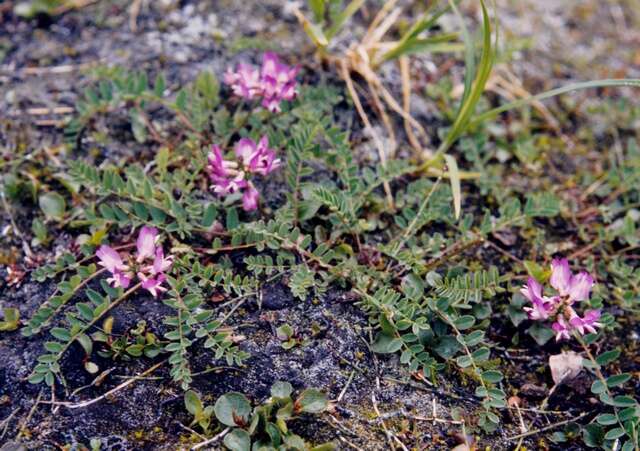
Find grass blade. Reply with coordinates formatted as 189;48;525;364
309;0;325;22
294;8;329;48
448;0;475;107
381;33;461;62
443;154;461;220
423;0;494;170
326;0;366;40
403;2;444;40
469;78;640;128
441;0;494;152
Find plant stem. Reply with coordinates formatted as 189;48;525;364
55;282;142;360
574;333;627;438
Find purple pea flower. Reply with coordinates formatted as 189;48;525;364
206;136;281;212
520;258;601;341
260;52;299;113
235;136;281;176
207;145;247;195
549;258;594;303
224;63;261;99
96;227;173;298
521;277;557;320
96;245;132;289
224;52;299;113
569;309;603;335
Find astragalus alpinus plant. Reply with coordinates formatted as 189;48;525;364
3;1;639;448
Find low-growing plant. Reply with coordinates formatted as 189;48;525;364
2;0;639;446
185;382;333;450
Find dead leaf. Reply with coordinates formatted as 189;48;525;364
549;351;583;385
451;432;475;451
507;395;522;408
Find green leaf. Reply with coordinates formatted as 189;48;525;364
472;347;490;362
226;207;239;230
154;73;166;97
456;355;472;368
619;406;640;422
454;315;475;331
214;392;251;427
284;434;307;450
184;390;204;417
604;427;626;440
401;273;424;301
523;260;549;282
612;396;636;407
606;373;631;388
44;341;63;353
271;381;293;399
582;423;604;447
596;349;620;366
195;71;220;107
175;89;187;111
428;0;494;162
325;0;365;39
39;192;66;220
50;327;71;342
28;372;46;384
76;333;93;355
295;388;327;413
0;308;20;332
223;429;251;451
524;192;560;217
76;303;94;321
433;335;461;359
371;333;403;354
481;370;503;383
527;323;554;346
595;413;618;425
126;344;144;357
591;380;606;395
202;203;218;228
309;0;325;22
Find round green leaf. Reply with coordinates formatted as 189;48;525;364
295;389;327;414
39;192;66;220
271;381;293;399
184;390;203;417
223;428;251;451
214;392;251;427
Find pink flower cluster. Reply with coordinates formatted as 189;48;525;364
207;136;281;211
224;52;299;113
96;226;173;298
521;258;601;341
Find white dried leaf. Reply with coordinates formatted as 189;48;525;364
549;351;583;385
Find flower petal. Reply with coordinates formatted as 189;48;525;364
521;277;543;302
96;245;125;273
567;272;594;302
550;258;572;296
136;226;158;262
242;183;259;211
152;248;173;274
552;317;571;341
235;138;257;166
